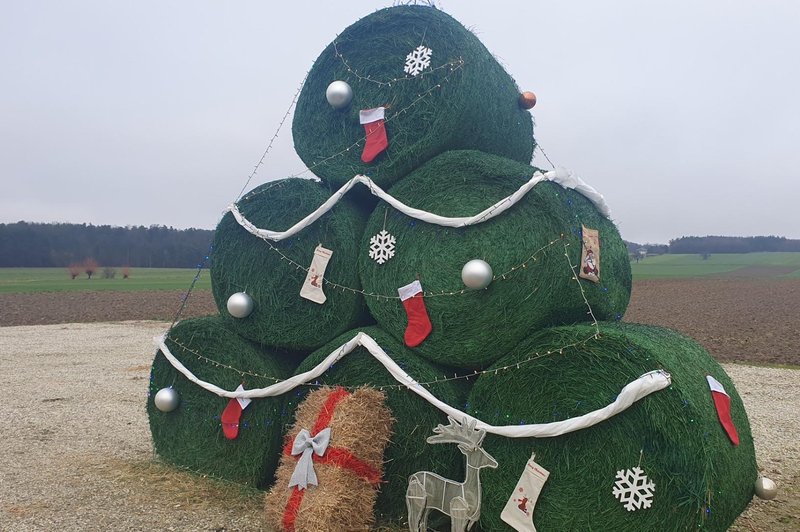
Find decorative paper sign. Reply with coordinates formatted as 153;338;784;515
501;453;550;531
300;245;333;304
579;225;600;283
706;375;740;445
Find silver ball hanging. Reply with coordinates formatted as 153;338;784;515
227;292;254;319
461;259;494;289
326;80;353;110
154;387;180;412
754;476;778;500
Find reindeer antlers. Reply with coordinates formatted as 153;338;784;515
426;416;486;448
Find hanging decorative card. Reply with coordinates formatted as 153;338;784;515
706;375;740;445
264;386;392;532
221;384;252;440
406;417;498;532
579;225;600;283
299;245;333;304
360;107;389;163
500;453;550;531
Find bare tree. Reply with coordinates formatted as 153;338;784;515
84;258;98;280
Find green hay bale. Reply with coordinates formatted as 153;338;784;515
359;150;631;368
294;325;465;525
211;178;368;350
468;323;756;531
292;5;534;189
147;316;299;488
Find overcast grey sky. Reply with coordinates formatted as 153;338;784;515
1;1;798;243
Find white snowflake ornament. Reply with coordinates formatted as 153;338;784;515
369;229;396;264
404;45;433;77
612;467;655;511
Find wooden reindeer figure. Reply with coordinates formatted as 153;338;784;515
406;416;498;532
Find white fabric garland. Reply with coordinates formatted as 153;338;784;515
227;169;611;243
155;331;670;439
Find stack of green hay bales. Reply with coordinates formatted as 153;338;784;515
146;4;757;530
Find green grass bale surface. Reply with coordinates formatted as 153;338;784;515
292;5;534;189
359;150;631;368
294;325;465;524
211;178;367;350
468;323;756;531
147;316;298;488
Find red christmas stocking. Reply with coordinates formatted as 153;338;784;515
397;280;432;347
360;107;388;163
706;375;739;445
221;385;252;440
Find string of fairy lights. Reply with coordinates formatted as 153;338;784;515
241;59;466;200
164;329;602;392
332;40;465;87
236;230;568;301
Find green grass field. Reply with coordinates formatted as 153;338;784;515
1;253;799;293
0;267;211;293
631;252;800;279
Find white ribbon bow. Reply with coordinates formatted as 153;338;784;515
288;427;331;490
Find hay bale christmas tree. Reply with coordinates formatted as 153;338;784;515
146;4;761;531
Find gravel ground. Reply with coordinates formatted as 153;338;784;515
0;321;797;531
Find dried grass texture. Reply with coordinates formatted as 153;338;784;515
265;387;393;531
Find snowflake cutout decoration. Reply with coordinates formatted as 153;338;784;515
404;45;433;77
612;467;655;511
369;230;396;264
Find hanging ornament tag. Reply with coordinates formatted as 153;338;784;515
579;225;600;283
300;245;333;304
501;453;550;531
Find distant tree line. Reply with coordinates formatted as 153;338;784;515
667;235;800;254
0;222;213;268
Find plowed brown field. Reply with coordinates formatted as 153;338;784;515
2;278;798;366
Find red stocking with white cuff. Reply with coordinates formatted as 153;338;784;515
221;384;252;440
397;280;432;347
360;107;389;163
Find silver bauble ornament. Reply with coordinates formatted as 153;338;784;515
227;291;254;319
326;80;353;110
754;476;778;500
154;387;180;412
461;259;494;289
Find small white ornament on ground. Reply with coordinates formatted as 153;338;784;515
369;229;396;264
404;45;433;76
612;467;655;511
